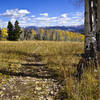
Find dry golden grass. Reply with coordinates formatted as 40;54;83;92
0;41;100;100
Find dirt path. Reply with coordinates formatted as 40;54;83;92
0;54;61;100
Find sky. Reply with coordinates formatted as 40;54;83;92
0;0;84;27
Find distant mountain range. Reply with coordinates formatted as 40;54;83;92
25;25;84;34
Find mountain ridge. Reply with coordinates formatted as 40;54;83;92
24;25;84;34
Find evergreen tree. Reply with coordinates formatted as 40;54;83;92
7;21;14;41
14;20;22;40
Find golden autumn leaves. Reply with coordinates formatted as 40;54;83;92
0;28;85;42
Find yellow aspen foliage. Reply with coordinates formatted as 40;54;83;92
80;34;85;41
39;29;45;34
66;31;71;40
21;28;24;31
0;28;8;40
46;29;49;35
31;29;36;35
60;30;65;41
65;31;84;41
46;29;50;39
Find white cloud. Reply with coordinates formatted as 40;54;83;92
1;9;30;18
56;13;71;26
33;16;58;27
70;12;84;26
35;16;57;21
11;18;16;24
31;15;35;18
50;17;57;20
36;17;49;21
19;21;35;27
19;17;31;21
0;10;84;27
40;13;48;17
60;13;67;18
75;12;83;16
18;10;30;14
0;20;8;27
72;12;84;19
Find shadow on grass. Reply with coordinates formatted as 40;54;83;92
27;53;42;62
72;63;78;67
0;63;59;80
0;69;52;79
0;52;60;81
22;63;46;67
1;50;30;56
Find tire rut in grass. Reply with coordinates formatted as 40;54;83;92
0;54;61;100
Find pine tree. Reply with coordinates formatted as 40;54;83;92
7;21;14;41
14;20;22;40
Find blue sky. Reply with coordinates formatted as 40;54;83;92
0;0;84;27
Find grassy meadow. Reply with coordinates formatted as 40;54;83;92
0;41;100;100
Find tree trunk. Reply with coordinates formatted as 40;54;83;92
84;0;92;51
96;0;100;50
84;0;91;34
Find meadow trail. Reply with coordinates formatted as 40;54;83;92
0;53;61;100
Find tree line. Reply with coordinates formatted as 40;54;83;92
20;28;84;42
0;21;84;42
